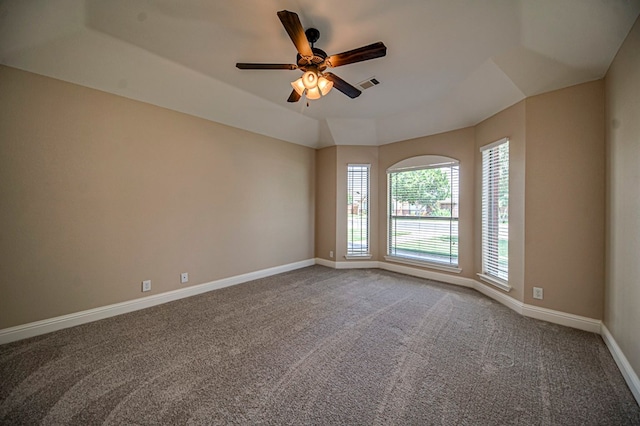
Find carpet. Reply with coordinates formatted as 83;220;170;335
1;266;638;425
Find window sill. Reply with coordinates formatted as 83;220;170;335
345;255;372;260
477;273;511;292
384;256;461;274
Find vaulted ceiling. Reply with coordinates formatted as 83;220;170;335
1;0;639;148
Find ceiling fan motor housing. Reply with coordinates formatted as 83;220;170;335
297;47;328;70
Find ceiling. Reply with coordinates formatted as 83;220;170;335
1;0;639;148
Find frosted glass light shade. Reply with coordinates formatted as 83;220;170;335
318;76;333;96
291;72;333;99
302;70;318;89
306;86;321;100
291;77;305;96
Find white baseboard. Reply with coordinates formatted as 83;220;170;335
379;261;474;288
601;324;640;405
322;259;630;393
0;259;315;345
335;260;380;269
522;304;602;333
472;282;602;333
315;258;336;268
2;257;636;406
323;259;603;334
472;280;524;314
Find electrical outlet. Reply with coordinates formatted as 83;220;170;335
330;251;334;258
181;272;189;284
142;280;151;292
533;287;543;300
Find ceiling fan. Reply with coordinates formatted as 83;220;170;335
236;10;387;102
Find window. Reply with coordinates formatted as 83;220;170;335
347;164;370;257
386;156;459;270
480;138;509;286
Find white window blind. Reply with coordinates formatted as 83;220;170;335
347;164;370;256
481;138;509;282
387;160;459;267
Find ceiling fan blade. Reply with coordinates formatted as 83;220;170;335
236;63;298;70
323;72;362;99
277;10;313;59
326;42;387;68
287;89;302;103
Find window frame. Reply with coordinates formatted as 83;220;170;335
346;163;371;259
478;137;510;291
385;155;461;273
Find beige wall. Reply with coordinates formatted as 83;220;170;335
315;146;337;261
605;17;640;377
475;101;526;302
321;85;605;322
336;146;379;261
0;65;315;329
378;128;477;279
524;81;605;318
1;40;627;347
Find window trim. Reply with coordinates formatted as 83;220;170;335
480;137;509;290
477;273;511;292
385;255;462;273
347;163;371;258
386;155;460;270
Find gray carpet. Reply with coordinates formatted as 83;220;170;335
1;266;638;425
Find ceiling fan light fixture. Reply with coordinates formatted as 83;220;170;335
292;70;332;100
318;76;333;96
305;86;322;100
302;70;319;90
291;77;305;96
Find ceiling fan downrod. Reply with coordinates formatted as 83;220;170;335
305;28;320;47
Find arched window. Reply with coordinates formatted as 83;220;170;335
386;155;460;270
